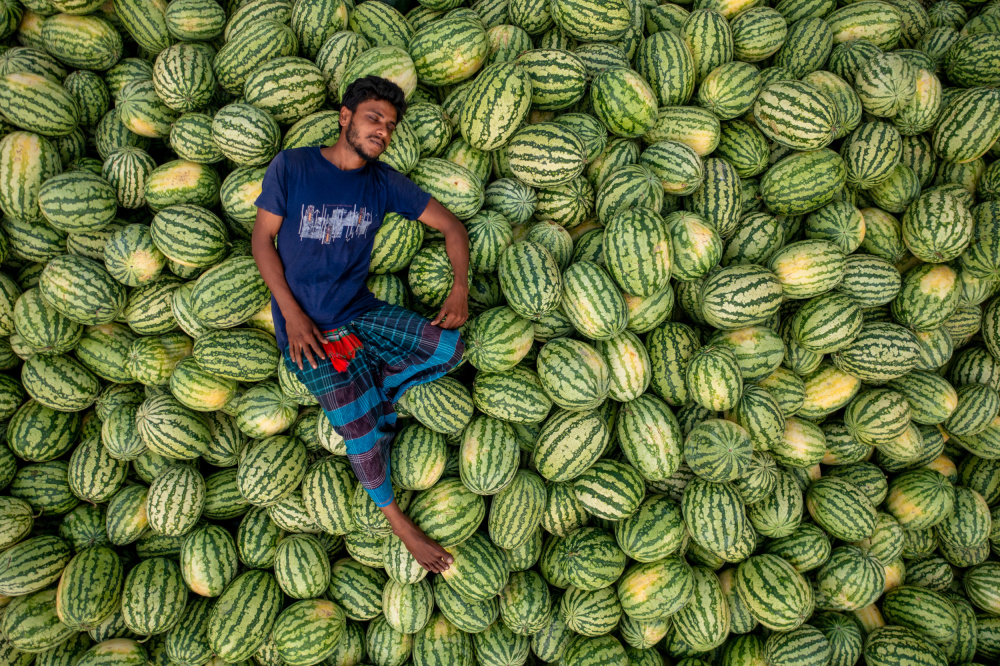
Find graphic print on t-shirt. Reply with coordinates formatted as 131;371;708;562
298;204;375;244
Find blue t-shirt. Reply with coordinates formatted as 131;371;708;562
254;147;432;349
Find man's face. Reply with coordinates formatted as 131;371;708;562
343;99;397;162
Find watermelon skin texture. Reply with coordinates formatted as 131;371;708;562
243;57;326;125
208;570;283;662
683;477;748;556
561;261;628;341
761;149;847;215
145;464;206;537
498;241;562;321
0;535;73;597
115;0;171;54
590;68;658;139
805;477;878;542
1;587;78;654
179;524;238;597
39;254;126;326
602;208;671;298
881;585;960;644
439;532;509;602
410;16;488;86
55;546;124;631
120;557;188;636
152;43;216;114
863;626;948;666
459;62;532;151
532;409;608;483
40;14;123;72
0;131;63;222
273;599;347;666
213;20;298;96
0;73;80;137
734;554;813;631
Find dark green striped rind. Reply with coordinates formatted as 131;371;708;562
700;264;783;329
151;43;213;113
146;465;205;537
210;104;281;167
207;570;283;662
273;533;331;599
151;205;227;268
536;337;610;411
505;122;587;188
573;459;645;522
881;585;959;644
21;353;100;412
408;477;486;548
214;20;298;95
56;546;123;631
680;8;735;82
753;81;836;151
0;535;73;597
831;322;922;382
120;557;187;635
243;57;326;125
0;73;80;137
136;395;211;461
439;531;509;602
457;61;531;151
735;554;813;631
682;477;747;556
179;524;238;597
473;364;553;423
561;260;628;340
602;207;671;298
40;254;126;326
761;149;847;216
671;565;731;651
7;399;80;462
192;329;278;382
806;477;877;542
67;435;128;504
105;485;149;546
863;626;948;666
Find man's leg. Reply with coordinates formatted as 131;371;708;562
285;345;453;572
349;304;465;405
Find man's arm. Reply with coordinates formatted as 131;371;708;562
418;198;470;329
251;208;327;370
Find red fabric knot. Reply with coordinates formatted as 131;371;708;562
322;332;363;372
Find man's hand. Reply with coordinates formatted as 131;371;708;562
418;199;470;326
431;286;469;329
380;501;453;572
284;307;327;370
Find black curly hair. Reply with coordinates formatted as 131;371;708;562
340;75;407;122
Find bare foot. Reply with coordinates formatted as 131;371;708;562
380;500;454;573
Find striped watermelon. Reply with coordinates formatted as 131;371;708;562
207;571;283;662
735;555;813;631
120;557;187;635
56;546;123;631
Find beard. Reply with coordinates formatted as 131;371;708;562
346;120;382;162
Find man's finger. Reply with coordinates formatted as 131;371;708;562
430;308;445;326
291;343;304;371
302;345;318;370
307;335;326;363
311;326;327;358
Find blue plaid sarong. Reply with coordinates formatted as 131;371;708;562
285;304;464;507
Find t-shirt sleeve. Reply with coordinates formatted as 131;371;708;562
384;167;432;220
254;151;288;217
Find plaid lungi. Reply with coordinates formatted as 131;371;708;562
285;304;464;507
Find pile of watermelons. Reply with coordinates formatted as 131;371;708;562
0;0;999;666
